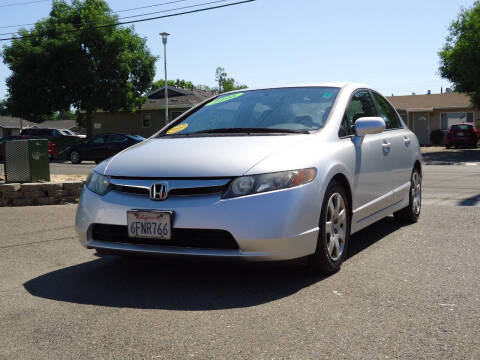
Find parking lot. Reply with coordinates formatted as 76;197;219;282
0;161;479;359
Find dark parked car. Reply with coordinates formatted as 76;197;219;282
445;123;479;148
0;135;58;161
65;133;145;164
20;127;81;157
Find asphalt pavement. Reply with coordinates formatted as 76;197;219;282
0;164;479;359
0;161;95;176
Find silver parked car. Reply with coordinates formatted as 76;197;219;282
76;83;422;273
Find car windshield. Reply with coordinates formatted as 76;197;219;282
158;87;340;136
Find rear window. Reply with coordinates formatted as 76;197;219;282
22;128;54;136
451;124;472;131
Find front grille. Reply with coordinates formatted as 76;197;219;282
91;224;239;250
110;184;228;197
111;184;149;195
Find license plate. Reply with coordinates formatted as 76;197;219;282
127;211;172;239
458;132;464;136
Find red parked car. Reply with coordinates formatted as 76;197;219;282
445;123;479;149
0;135;58;161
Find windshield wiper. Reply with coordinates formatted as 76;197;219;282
188;127;310;135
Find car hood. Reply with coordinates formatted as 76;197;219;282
100;135;310;177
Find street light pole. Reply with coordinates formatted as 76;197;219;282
160;32;170;124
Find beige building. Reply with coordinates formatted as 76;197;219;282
92;86;215;138
386;92;480;145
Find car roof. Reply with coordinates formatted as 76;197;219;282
219;82;371;94
451;123;474;127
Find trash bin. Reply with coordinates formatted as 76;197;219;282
5;139;50;183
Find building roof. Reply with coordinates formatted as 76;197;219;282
143;86;216;110
37;120;77;129
0;116;35;129
386;93;473;112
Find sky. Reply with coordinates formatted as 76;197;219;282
0;0;475;100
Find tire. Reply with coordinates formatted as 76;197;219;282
394;167;421;224
70;150;82;164
308;181;350;274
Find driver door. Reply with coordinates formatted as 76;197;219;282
84;135;109;160
347;90;395;222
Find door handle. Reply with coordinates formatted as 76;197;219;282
404;136;411;146
382;141;391;154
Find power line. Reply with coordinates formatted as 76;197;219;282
115;0;188;13
0;0;230;36
0;0;189;29
0;0;255;42
0;0;49;8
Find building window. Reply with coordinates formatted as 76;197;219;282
440;112;474;130
142;113;151;128
171;111;184;121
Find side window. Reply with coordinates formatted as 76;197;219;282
338;113;352;138
347;90;377;124
107;134;127;143
90;136;106;144
372;92;401;129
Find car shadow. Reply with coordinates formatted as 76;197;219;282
422;148;480;165
458;193;480;206
24;217;403;310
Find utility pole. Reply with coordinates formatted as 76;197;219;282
160;32;170;124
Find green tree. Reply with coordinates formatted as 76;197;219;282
215;66;226;92
55;109;77;120
215;67;247;93
439;1;480;107
221;77;247;93
2;0;157;136
0;99;10;116
148;78;197;93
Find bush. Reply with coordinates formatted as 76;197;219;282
430;129;445;145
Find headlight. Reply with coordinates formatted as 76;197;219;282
223;168;316;199
86;172;111;196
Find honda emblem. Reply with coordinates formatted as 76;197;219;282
150;183;169;201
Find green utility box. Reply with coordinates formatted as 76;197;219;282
5;139;50;183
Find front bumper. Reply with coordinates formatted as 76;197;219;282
75;183;321;261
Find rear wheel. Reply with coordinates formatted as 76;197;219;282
308;181;350;274
394;167;421;223
70;151;81;164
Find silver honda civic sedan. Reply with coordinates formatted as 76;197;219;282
76;83;422;273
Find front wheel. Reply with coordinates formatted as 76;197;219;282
308;181;350;274
394;168;421;223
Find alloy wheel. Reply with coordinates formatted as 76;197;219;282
325;192;347;261
71;151;80;164
412;172;421;215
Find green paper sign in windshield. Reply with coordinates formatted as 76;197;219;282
206;93;244;106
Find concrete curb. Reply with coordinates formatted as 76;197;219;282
0;181;84;207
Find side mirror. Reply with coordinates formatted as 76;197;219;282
354;117;385;137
